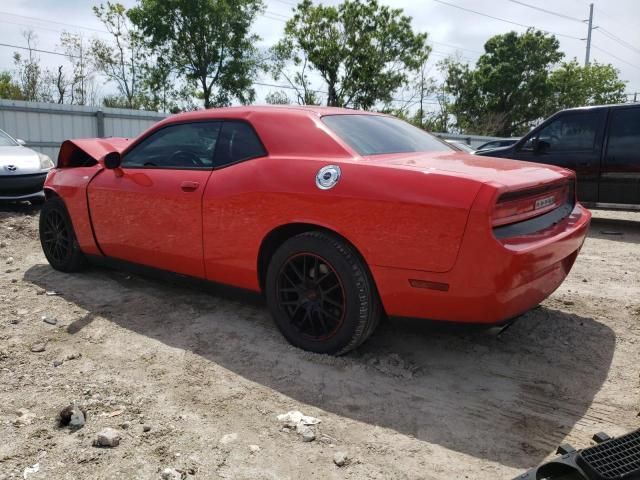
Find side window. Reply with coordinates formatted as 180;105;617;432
214;121;266;168
122;122;221;169
605;108;640;167
522;112;603;153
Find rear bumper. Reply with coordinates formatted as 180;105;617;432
371;203;591;324
0;173;47;200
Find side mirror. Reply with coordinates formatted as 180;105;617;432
16;138;26;146
103;152;122;169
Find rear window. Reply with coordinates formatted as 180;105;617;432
322;114;453;156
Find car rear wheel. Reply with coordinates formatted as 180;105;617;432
265;231;381;355
39;197;86;272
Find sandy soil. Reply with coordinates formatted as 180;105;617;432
0;205;638;480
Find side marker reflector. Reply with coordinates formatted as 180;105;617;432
409;279;450;292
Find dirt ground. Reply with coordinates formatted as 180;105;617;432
0;205;638;480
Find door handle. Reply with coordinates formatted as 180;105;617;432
180;181;200;192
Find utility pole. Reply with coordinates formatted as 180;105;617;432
584;3;594;66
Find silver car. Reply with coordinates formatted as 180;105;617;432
0;128;54;204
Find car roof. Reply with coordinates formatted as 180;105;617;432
167;105;380;123
560;103;636;113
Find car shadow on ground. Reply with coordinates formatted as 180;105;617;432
24;263;615;470
589;215;640;243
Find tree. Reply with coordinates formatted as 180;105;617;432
0;71;24;100
275;0;429;110
265;90;291;105
444;29;563;136
91;2;146;109
269;41;320;105
548;60;627;113
129;0;264;109
13;31;51;102
60;32;95;105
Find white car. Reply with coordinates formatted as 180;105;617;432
0;128;54;204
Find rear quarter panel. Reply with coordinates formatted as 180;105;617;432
202;155;482;291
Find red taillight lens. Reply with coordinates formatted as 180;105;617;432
493;182;570;227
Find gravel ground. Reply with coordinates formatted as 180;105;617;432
0;205;638;480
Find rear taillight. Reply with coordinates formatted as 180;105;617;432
493;181;570;227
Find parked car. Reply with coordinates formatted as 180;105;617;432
0;128;55;204
475;138;520;152
39;106;590;354
476;104;640;209
444;139;475;153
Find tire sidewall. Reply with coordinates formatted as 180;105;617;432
265;233;373;355
39;197;81;271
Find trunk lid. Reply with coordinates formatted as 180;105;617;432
364;151;572;190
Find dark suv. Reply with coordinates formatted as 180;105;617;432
476;104;640;209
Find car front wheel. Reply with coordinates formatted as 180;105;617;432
265;231;381;355
39;197;86;272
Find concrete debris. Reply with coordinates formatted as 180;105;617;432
94;427;121;447
299;426;316;442
276;410;321;428
333;451;349;467
249;444;261;454
30;341;47;353
220;432;238;444
58;405;87;429
14;409;36;426
22;463;39;479
160;468;182;480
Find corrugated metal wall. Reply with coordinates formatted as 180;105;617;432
0;99;167;162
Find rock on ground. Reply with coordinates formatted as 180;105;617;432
94;428;121;447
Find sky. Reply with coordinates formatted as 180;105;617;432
0;0;639;108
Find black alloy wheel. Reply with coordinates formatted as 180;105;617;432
41;209;71;264
276;252;346;341
266;231;381;355
39;197;86;272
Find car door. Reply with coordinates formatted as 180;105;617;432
509;110;607;203
87;121;221;278
600;106;640;206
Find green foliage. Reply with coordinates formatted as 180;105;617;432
276;0;429;109
128;0;264;109
0;71;24;100
548;60;627;112
60;32;96;105
444;29;628;136
445;29;563;136
91;2;146;108
265;90;291;105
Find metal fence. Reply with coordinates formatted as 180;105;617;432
0;99;167;161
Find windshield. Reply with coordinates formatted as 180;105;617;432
322;114;453;156
0;129;18;147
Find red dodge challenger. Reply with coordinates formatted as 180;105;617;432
40;106;591;354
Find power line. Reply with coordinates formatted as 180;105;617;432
0;11;109;34
507;0;584;23
597;27;640;56
431;0;583;40
591;45;640;71
0;41;74;59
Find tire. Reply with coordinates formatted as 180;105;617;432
265;231;382;355
39;196;86;272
